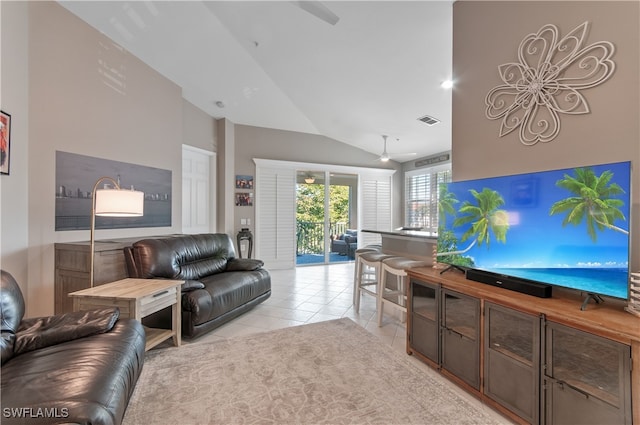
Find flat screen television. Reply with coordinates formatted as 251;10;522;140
437;161;632;301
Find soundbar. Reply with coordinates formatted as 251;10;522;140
466;269;552;298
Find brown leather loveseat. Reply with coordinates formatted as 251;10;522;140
124;233;271;339
0;270;146;425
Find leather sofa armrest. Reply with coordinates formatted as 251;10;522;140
123;246;140;277
226;258;264;271
1;331;16;365
13;307;120;356
182;280;205;292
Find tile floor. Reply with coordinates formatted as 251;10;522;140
194;262;404;348
185;262;514;424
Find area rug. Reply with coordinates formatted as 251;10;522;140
123;318;505;425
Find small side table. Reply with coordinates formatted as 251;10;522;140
70;278;183;351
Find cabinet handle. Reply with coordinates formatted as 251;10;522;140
558;381;590;400
447;328;465;339
153;290;169;298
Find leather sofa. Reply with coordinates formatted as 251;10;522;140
0;270;145;425
124;233;271;339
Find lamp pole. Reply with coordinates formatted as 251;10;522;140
89;176;120;287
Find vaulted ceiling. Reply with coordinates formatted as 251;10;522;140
60;1;454;162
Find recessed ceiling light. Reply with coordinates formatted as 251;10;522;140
441;80;454;89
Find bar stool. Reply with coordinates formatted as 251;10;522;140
354;250;399;314
351;245;382;304
377;257;428;326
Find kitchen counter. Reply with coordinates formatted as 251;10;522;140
362;228;438;240
361;228;437;263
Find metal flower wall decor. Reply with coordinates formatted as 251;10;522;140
485;22;615;145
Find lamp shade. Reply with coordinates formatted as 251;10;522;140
95;189;144;217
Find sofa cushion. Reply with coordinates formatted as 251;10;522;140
182;269;271;326
131;234;237;280
13;307;120;356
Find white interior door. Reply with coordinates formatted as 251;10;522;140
182;145;215;234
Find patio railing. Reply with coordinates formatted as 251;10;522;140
296;221;350;254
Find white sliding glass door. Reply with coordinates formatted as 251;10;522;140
254;159;394;270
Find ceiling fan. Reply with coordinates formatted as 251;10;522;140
290;1;340;26
378;135;417;163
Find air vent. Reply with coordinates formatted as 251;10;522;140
417;115;440;126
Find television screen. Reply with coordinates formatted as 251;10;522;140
437;161;632;300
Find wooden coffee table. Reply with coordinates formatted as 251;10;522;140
70;278;183;351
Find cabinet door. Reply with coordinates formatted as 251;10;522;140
441;289;480;390
544;322;632;425
409;279;439;363
485;302;540;424
55;241;134;313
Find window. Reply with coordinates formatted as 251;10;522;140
405;164;451;232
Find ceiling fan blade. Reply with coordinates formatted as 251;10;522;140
385;138;417;161
290;1;340;25
375;153;417;164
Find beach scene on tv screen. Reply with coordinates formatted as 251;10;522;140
437;161;631;299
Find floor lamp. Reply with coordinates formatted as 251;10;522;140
90;176;144;287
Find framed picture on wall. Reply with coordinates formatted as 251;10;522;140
55;151;172;231
235;192;253;206
235;175;253;189
1;110;11;175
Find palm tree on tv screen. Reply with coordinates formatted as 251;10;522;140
438;187;509;258
438;183;458;226
549;167;627;242
436;184;474;267
456;187;509;246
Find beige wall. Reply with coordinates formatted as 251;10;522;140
183;99;217;152
0;1;29;295
0;2;216;316
26;1;183;316
452;1;640;271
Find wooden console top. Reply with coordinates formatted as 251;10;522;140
408;267;640;346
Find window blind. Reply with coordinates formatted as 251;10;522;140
405;166;451;233
255;166;296;269
359;174;392;247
